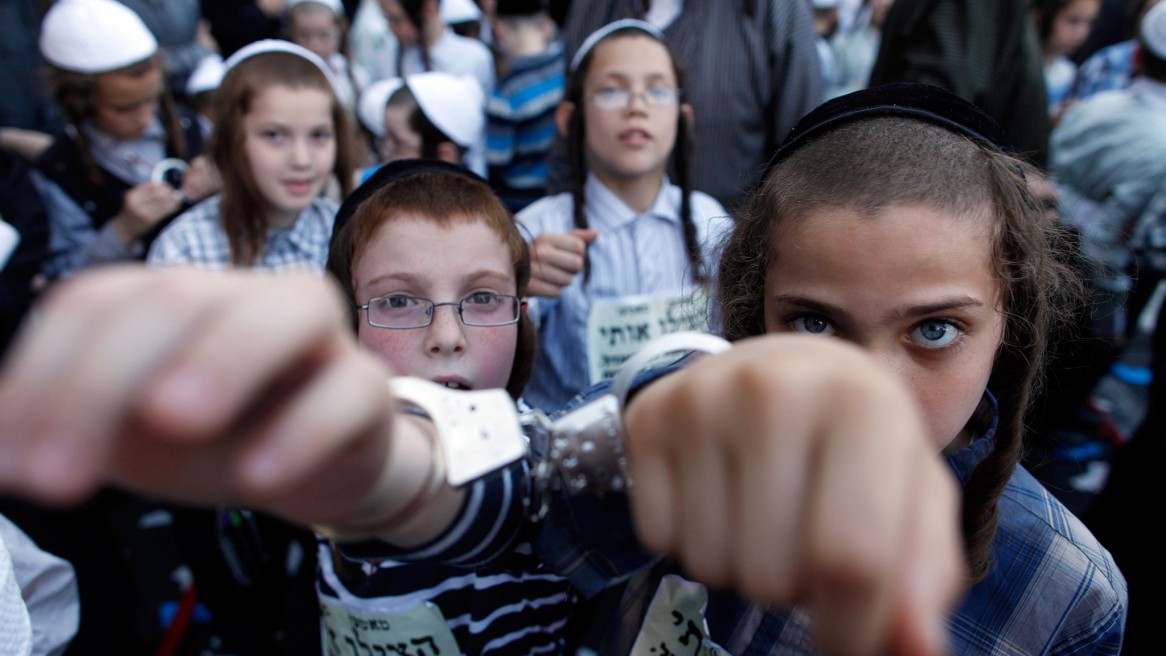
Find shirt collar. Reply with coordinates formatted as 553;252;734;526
584;173;680;230
943;390;1000;485
267;198;327;254
81;116;166;150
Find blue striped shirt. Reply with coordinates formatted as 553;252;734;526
326;458;575;655
486;41;566;211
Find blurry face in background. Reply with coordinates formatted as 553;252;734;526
579;35;682;188
92;65;164;140
243;84;337;228
870;0;895;28
379;0;420;46
1047;0;1101;57
287;4;343;61
380;103;423;161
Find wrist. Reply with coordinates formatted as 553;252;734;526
108;214;141;246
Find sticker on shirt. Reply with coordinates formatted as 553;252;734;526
587;290;710;383
320;598;461;656
630;574;730;656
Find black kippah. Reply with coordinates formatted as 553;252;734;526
495;0;547;17
769;83;1015;171
331;159;484;243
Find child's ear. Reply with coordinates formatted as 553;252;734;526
436;141;459;164
681;103;695;127
555;102;575;138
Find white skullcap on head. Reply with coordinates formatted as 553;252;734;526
39;0;158;74
286;0;344;14
186;54;226;96
570;19;665;72
358;77;406;137
1142;1;1166;59
223;39;343;97
441;0;482;24
408;72;485;147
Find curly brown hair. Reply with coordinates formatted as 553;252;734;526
718;117;1083;581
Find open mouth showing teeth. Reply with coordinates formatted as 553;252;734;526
440;381;470;391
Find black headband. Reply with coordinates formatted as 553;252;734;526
768;83;1015;172
331;159;486;244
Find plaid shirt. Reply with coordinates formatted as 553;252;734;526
146;194;338;271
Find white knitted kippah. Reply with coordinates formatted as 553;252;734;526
286;0;344;14
1142;1;1166;60
408;72;485;148
223;39;344;98
39;0;158;74
358;77;406;137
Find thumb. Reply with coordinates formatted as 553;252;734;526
570;228;600;244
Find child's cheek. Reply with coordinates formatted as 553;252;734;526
358;327;420;376
468;326;520;388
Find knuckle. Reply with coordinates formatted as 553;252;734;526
807;535;889;600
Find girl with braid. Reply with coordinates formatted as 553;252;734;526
518;20;731;412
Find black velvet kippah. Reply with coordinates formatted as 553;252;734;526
331;159;485;243
769;83;1015;171
495;0;547;17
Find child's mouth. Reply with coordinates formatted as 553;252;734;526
619;129;651;146
433;378;471;391
284;180;314;195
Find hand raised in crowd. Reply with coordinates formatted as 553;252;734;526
624;336;967;656
111;182;183;245
527;228;599;297
0;267;461;543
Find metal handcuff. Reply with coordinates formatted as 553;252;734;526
388;332;731;521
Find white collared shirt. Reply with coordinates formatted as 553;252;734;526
517;174;731;411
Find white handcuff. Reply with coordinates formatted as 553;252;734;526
388;332;731;521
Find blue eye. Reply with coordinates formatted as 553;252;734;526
791;315;836;336
910;320;960;349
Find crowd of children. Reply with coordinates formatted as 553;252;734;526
0;0;1162;654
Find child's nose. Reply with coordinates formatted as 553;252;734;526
424;305;467;355
290;138;312;166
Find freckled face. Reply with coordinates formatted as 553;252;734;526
763;204;1005;451
353;216;518;391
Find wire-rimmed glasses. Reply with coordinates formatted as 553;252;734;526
356;292;522;329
